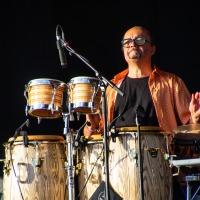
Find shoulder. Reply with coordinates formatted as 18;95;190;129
153;66;185;83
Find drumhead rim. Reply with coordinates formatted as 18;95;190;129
115;126;167;132
8;135;65;142
26;78;67;87
68;76;99;84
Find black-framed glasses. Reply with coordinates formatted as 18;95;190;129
121;36;152;48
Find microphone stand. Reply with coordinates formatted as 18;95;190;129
59;31;124;200
63;113;75;200
135;105;145;200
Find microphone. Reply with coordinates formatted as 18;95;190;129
20;131;28;147
135;105;145;118
10;119;30;146
56;25;67;68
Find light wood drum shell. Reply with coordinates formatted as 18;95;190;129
77;126;173;200
3;135;68;200
68;76;101;114
24;78;68;119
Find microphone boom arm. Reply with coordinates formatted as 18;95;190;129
61;38;125;97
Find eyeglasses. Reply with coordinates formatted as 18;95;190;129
121;36;152;48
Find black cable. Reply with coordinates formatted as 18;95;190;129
9;142;25;200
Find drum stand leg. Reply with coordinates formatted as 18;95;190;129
184;175;200;200
186;181;192;200
63;113;75;200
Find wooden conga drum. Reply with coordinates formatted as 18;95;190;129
3;135;68;200
77;126;173;200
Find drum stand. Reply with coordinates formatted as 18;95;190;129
170;157;200;200
184;175;200;200
63;113;75;200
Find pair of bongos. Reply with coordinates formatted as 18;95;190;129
24;76;102;119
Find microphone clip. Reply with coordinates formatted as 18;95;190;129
10;119;29;147
109;126;119;143
135;105;145;125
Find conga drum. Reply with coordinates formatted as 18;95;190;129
3;135;68;200
77;126;173;200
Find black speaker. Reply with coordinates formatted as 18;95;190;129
89;181;123;200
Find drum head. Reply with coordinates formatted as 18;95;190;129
173;124;200;141
8;135;65;142
113;126;169;134
68;76;99;85
26;78;67;88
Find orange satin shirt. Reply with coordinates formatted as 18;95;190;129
100;66;191;135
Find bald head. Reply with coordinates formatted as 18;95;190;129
123;26;155;45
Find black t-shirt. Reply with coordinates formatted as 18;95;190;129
114;76;159;127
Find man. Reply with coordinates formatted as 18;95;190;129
80;26;200;200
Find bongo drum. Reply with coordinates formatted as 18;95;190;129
24;78;68;119
3;135;68;200
77;127;173;200
67;76;101;114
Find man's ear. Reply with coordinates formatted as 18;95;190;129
150;45;156;56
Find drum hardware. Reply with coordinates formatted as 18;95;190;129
109;126;138;143
110;127;170;162
146;148;158;158
75;157;83;176
169;155;200;176
109;126;122;143
31;143;44;173
129;149;137;160
49;88;57;114
145;147;169;160
0;158;11;176
1;142;12;175
110;129;139;163
16;162;31;183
